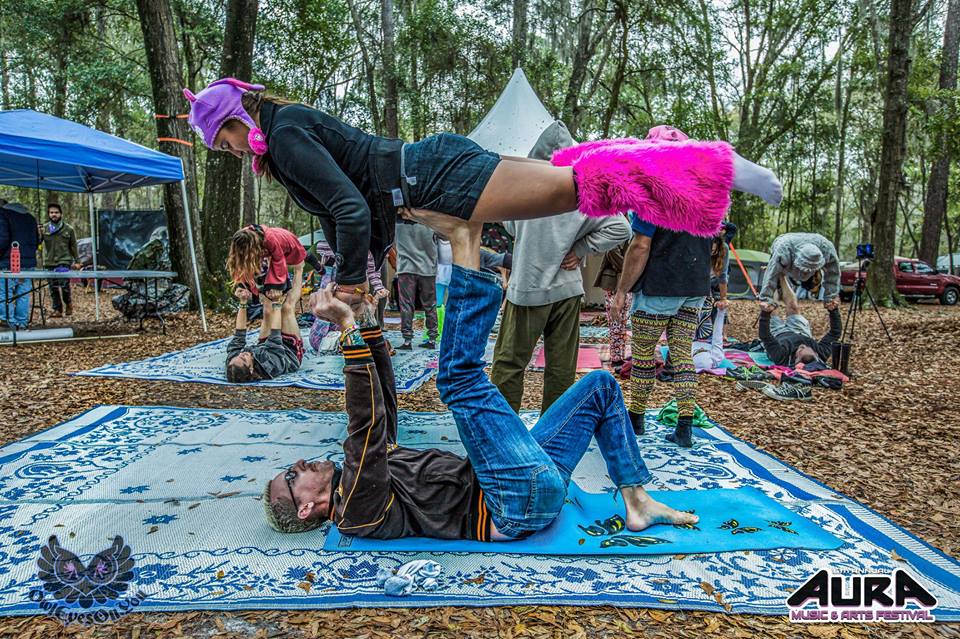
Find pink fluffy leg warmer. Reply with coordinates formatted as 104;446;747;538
552;139;734;237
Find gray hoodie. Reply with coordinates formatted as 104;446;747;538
759;232;840;303
504;122;631;307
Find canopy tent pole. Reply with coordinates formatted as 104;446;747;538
87;194;100;320
179;170;208;332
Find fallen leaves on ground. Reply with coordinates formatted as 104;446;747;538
1;290;958;638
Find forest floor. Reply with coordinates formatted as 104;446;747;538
0;286;958;638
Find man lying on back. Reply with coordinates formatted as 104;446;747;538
263;212;697;540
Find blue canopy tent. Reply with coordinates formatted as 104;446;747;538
0;109;206;330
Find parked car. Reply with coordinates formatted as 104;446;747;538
840;257;960;305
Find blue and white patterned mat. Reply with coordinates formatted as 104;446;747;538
0;406;957;617
74;330;439;393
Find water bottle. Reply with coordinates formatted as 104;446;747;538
9;241;20;273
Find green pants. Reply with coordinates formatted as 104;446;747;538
491;296;582;413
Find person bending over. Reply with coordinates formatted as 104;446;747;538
262;212;697;539
225;288;304;382
228;224;315;306
759;232;841;310
759;275;842;367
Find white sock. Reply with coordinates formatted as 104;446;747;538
732;153;783;206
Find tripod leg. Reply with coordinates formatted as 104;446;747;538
862;285;893;341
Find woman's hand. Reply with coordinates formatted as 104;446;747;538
234;286;251;303
374;287;390;300
715;298;729;311
264;288;283;302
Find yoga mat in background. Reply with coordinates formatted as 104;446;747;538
74;329;437;393
326;484;842;555
530;345;603;372
0;406;957;618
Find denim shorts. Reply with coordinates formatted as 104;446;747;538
403;133;501;220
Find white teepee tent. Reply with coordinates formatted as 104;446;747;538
468;68;556;157
467;69;607;307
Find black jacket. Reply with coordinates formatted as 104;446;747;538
0;202;40;270
259;102;403;286
226;329;300;379
632;228;712;298
335;329;489;541
759;309;842;367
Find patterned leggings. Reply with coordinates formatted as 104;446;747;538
603;290;633;363
629;307;699;418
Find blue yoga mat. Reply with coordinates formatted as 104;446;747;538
325;484;841;555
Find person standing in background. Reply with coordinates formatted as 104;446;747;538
0;200;40;329
39;203;80;318
595;231;632;378
395;222;439;350
492;122;631;413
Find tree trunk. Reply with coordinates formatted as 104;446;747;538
0;16;10;110
869;0;917;305
512;0;529;70
95;7;119;212
242;155;256;226
562;0;598;137
600;2;628;137
135;0;206;302
200;0;259;301
919;0;959;266
834;44;854;250
381;0;399;138
347;0;381;134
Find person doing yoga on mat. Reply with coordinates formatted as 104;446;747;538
262;211;698;539
225;288;304;383
185;79;781;308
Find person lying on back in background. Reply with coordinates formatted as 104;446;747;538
225;287;303;382
759;275;841;367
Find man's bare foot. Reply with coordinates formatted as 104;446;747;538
621;486;699;531
401;208;482;270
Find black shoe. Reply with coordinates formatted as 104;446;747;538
666;416;693;448
397;341;413;351
628;410;645;435
419;340;436;349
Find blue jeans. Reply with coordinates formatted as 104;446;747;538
437;265;652;539
0;277;31;328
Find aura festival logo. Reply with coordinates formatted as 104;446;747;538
787;568;937;623
29;535;148;624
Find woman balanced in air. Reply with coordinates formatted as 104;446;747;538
184;78;781;306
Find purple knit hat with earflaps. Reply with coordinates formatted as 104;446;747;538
183;78;265;149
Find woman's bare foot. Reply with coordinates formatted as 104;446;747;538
621;486;699;531
401;208;482;270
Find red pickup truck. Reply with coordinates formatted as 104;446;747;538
840;257;960;305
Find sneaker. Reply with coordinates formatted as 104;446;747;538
397;341;413;351
48;310;63;319
419;340;437;349
735;379;770;392
761;383;813;402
